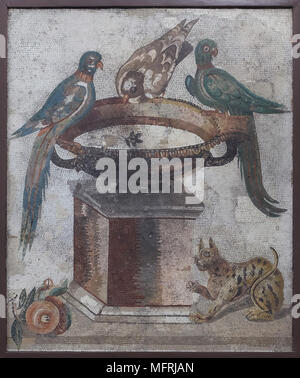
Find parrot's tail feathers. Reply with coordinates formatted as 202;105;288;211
20;159;51;256
12;118;44;138
12;125;34;138
19;132;53;256
237;117;286;217
255;106;289;114
239;151;279;205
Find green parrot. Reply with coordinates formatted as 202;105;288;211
185;39;287;217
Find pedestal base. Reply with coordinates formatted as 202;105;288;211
63;281;191;324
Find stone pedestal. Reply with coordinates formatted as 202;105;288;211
66;180;204;322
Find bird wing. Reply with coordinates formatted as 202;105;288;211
13;76;87;138
203;68;286;114
185;75;197;97
159;18;198;46
155;20;195;71
176;41;194;65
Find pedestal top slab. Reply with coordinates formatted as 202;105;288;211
69;180;204;219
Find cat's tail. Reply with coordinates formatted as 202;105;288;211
250;247;279;311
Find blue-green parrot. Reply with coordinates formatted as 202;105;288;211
13;51;103;254
185;39;287;217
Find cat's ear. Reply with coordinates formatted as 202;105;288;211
209;237;217;249
199;238;204;251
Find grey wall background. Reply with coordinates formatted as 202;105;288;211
7;8;293;305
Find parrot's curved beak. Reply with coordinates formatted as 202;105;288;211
97;61;104;70
211;48;218;57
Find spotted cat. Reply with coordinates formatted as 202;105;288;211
187;238;284;322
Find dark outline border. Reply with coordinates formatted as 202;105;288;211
0;0;299;358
